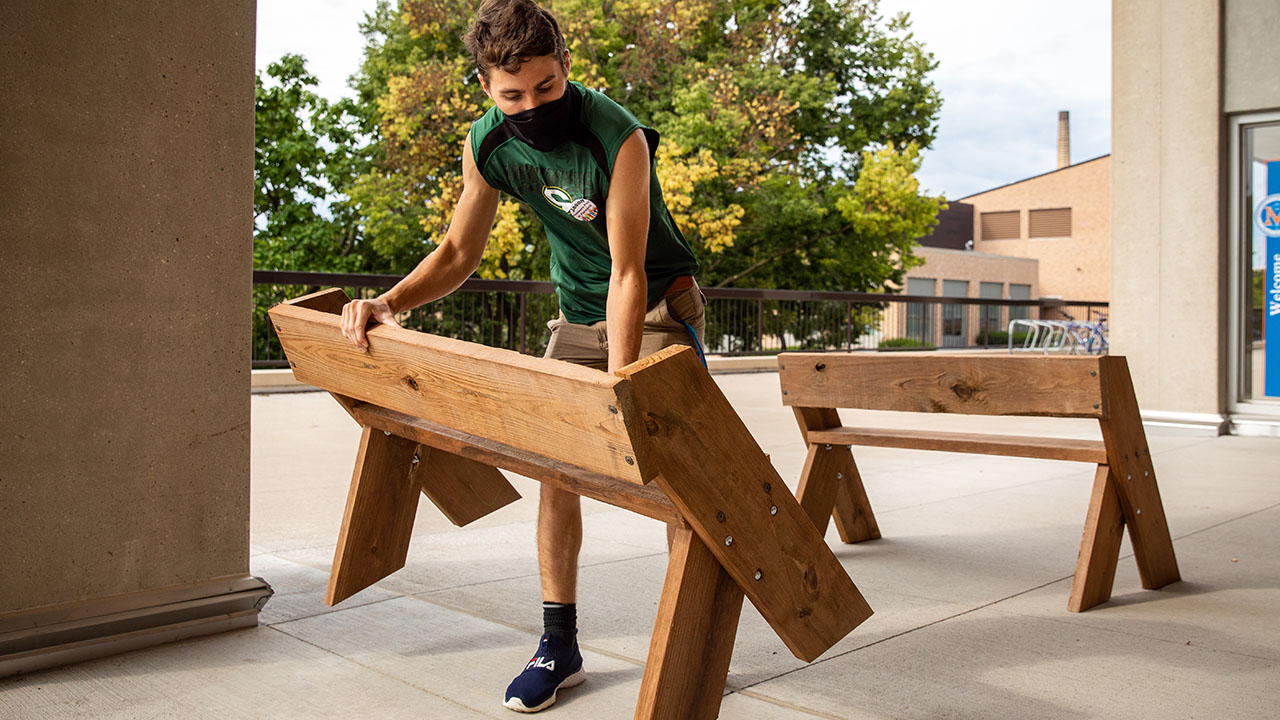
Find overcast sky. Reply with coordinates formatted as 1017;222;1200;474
256;0;1111;201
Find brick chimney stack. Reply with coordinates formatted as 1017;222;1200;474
1057;110;1071;169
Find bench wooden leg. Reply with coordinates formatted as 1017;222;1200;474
793;407;880;543
635;527;744;720
797;443;880;543
1069;464;1125;612
831;451;880;544
1098;357;1180;590
325;426;422;606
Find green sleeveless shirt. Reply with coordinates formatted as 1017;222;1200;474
468;82;699;325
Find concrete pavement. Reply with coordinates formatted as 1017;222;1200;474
3;372;1278;719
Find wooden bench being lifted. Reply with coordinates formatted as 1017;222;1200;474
777;353;1181;612
269;290;873;720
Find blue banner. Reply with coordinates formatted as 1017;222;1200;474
1263;161;1280;397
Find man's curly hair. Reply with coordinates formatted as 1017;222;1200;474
462;0;567;81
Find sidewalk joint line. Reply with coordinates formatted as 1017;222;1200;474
736;574;1066;692
729;688;848;718
264;624;488;714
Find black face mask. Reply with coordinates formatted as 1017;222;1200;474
503;82;579;152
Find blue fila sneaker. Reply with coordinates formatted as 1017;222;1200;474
503;633;585;713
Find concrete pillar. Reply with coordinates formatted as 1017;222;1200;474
0;1;268;675
1111;0;1226;428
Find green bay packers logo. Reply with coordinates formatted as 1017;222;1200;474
542;186;599;222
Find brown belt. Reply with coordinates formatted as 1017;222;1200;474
665;275;695;296
647;275;695;311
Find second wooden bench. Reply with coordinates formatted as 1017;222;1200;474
777;353;1180;612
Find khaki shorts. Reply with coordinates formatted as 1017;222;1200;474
544;279;706;371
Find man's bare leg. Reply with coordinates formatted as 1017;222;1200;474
538;484;582;602
504;484;586;712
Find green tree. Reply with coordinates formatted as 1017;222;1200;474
337;0;945;289
254;54;369;272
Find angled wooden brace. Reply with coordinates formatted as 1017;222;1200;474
1067;356;1179;611
619;346;874;664
793;407;880;543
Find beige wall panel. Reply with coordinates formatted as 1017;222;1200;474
1159;1;1226;412
1224;0;1280;114
907;248;1039;297
1111;0;1164;400
1112;0;1223;415
966;157;1111;301
0;2;255;612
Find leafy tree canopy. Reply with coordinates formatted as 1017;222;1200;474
259;0;946;291
254;54;371;272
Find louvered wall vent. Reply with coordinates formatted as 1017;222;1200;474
980;210;1020;240
1030;208;1072;237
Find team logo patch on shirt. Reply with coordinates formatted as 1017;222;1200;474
543;186;598;222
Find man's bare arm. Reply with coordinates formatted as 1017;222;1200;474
604;129;651;373
341;134;500;349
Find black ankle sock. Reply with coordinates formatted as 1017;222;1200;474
542;602;577;645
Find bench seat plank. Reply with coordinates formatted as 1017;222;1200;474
270;295;652;485
806;427;1108;464
350;403;682;525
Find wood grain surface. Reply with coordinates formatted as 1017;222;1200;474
1069;464;1125;612
325;426;422;606
415;446;521;527
621;346;873;662
778;353;1106;418
350;403;680;524
268;300;652;484
792;408;880;543
1097;356;1180;589
805;427;1108;463
633;528;743;720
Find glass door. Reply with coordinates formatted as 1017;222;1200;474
1231;113;1280;410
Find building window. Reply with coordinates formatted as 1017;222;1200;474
1029;208;1072;237
905;278;936;343
979;281;1003;339
980;210;1020;240
1009;283;1032;322
941;279;968;347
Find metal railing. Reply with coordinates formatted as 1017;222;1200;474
253;270;1108;367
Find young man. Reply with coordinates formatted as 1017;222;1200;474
339;0;703;712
